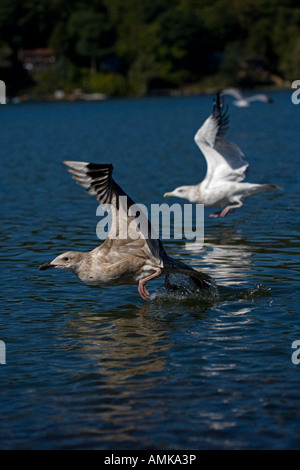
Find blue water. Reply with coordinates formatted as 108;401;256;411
1;91;300;450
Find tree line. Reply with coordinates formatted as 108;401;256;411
0;0;299;98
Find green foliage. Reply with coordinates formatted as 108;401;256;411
89;71;127;96
31;60;82;98
0;0;299;97
67;10;111;60
0;41;12;68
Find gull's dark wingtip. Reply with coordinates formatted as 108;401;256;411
213;91;226;116
63;160;114;173
63;160;115;205
212;91;229;136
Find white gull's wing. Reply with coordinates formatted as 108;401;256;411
247;93;273;103
194;94;249;188
223;89;273;104
63;161;163;264
221;88;245;101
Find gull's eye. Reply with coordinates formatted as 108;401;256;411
64;257;69;261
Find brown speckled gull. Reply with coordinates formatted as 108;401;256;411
39;161;213;300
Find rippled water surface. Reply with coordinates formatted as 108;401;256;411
1;91;300;449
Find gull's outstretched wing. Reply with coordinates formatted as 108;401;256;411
64;161;133;208
222;88;245;101
194;93;248;188
63;161;163;263
247;93;273;103
222;89;273;104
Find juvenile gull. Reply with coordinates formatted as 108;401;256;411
164;93;280;217
39;161;213;300
222;88;273;107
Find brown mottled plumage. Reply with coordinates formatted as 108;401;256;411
39;161;213;300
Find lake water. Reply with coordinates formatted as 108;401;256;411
1;91;300;450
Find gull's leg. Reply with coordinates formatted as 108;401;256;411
220;202;243;217
138;268;162;300
209;210;222;218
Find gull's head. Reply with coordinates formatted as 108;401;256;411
39;251;85;275
164;185;198;203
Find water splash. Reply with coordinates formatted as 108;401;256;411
150;273;219;307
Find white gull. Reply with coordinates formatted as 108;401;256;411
39;161;213;300
164;93;280;217
222;88;273;107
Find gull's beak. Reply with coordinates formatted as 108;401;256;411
164;192;171;198
39;261;55;271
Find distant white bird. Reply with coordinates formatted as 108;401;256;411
222;88;273;107
164;93;280;218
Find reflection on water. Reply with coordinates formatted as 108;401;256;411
55;307;176;447
68;308;171;388
185;227;254;286
1;93;300;450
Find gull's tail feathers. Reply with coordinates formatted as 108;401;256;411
189;270;214;290
249;183;282;196
163;255;213;290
